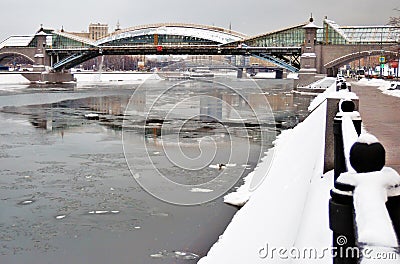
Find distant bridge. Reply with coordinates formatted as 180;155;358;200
0;19;399;76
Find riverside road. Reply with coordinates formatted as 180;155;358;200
352;82;400;174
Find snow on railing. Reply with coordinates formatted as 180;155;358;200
329;95;400;264
340;106;359;173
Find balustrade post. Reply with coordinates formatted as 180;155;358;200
330;129;400;263
330;99;363;264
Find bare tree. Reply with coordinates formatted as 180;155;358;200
388;8;400;26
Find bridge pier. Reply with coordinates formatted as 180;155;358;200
20;71;75;83
327;67;339;77
237;68;249;79
26;29;75;83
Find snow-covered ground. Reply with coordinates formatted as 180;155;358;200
358;78;400;98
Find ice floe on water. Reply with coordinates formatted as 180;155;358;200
88;210;120;215
190;188;213;193
19;200;34;205
55;215;66;220
174;251;199;260
150;250;199;260
150;212;169;217
209;163;237;170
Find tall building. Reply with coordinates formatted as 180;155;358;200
89;23;109;40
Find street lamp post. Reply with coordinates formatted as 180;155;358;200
380;30;383;79
397;35;399;81
358;35;362;70
368;51;371;80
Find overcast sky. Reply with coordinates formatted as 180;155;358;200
1;0;399;41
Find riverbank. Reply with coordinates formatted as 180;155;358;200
199;79;337;264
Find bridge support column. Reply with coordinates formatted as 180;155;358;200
237;68;249;79
237;68;243;78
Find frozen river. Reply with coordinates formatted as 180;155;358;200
0;76;315;263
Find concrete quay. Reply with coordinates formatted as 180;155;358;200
352;83;400;174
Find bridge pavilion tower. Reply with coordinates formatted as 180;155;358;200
298;17;320;86
33;28;49;72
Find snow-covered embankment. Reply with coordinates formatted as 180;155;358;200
199;79;341;264
0;73;30;84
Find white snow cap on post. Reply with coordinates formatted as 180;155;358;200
357;133;379;145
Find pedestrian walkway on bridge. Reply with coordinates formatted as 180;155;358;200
352;83;400;174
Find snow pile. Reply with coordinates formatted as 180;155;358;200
358;78;389;88
223;172;253;206
199;99;329;264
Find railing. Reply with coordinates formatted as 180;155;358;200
328;87;400;263
52;53;85;69
251;54;298;72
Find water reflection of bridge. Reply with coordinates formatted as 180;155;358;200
13;80;314;134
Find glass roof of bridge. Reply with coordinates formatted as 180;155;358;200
317;19;400;44
0;36;35;49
